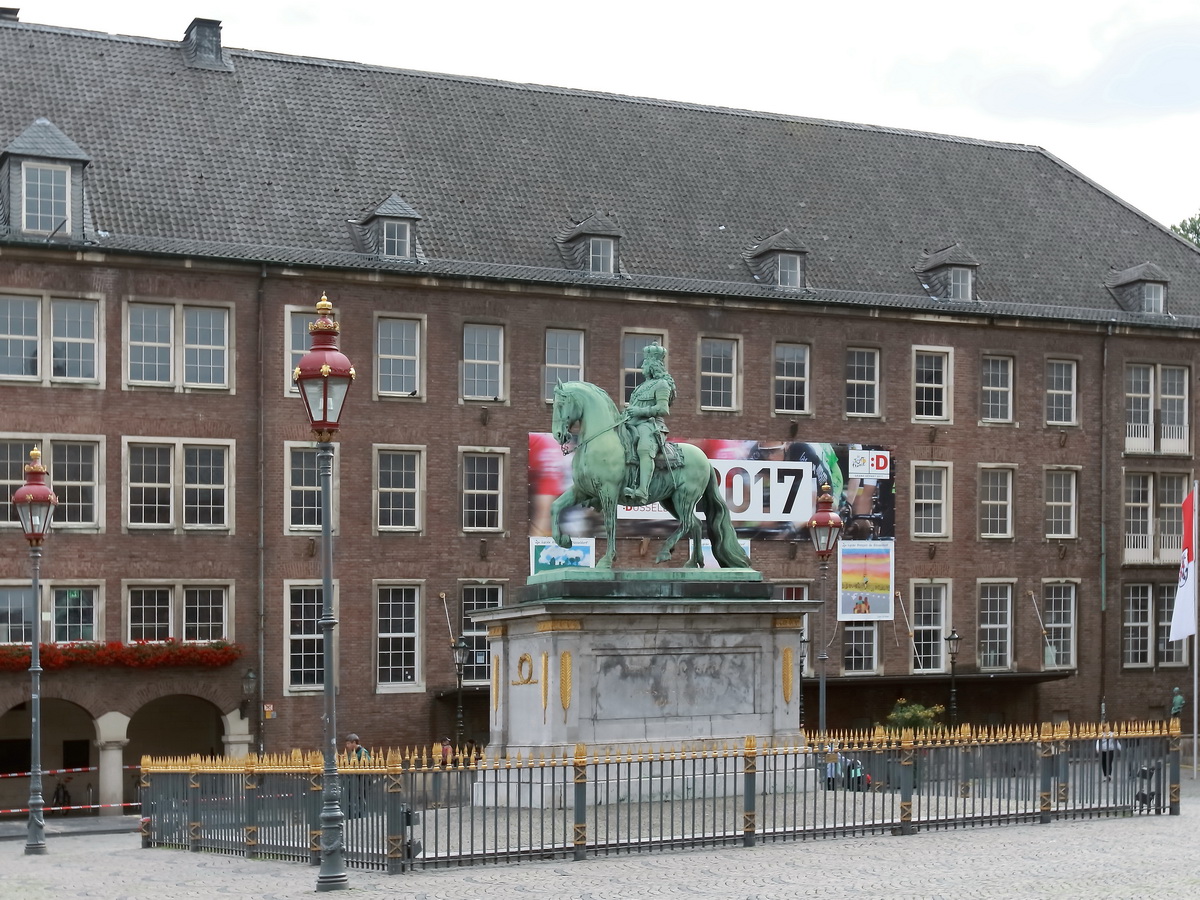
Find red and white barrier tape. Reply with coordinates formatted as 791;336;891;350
0;764;138;780
0;801;140;815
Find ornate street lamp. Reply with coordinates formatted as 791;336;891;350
797;630;809;731
12;446;58;856
945;628;962;728
293;293;354;892
240;668;258;720
452;636;469;749
807;483;843;735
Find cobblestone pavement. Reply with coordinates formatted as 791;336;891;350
4;777;1200;899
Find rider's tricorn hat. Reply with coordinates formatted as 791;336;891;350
643;343;666;362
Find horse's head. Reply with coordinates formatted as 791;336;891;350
551;381;579;450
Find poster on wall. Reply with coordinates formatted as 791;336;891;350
529;536;597;574
836;541;895;621
528;433;894;543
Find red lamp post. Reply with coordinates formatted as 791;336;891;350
11;447;58;855
807;483;843;735
293;293;354;892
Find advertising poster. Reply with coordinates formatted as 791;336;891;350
529;536;597;574
836;541;895;621
528;433;894;543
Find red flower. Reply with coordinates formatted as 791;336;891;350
0;640;243;671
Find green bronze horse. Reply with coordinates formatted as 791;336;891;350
550;381;752;569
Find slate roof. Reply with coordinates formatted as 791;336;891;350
1;17;1198;326
4;117;91;161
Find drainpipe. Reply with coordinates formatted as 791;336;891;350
1098;327;1111;721
255;263;268;754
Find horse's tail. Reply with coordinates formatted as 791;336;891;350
701;469;752;568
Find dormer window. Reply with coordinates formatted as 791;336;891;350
743;230;808;289
947;266;973;301
1105;263;1169;314
1143;282;1164;313
588;237;614;274
382;220;411;258
915;243;980;302
23;162;70;234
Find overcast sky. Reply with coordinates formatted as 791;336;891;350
18;0;1200;228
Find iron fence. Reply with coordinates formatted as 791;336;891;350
140;721;1181;873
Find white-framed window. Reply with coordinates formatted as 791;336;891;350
588;237;614;274
978;582;1012;670
843;622;877;673
544;329;584;401
1143;282;1165;313
1123;472;1186;564
1125;363;1189;454
285;581;335;691
52;584;99;643
913;347;951;421
286;306;320;394
1;436;103;530
1042;582;1076;669
0;293;102;384
285;442;338;534
461;449;505;531
699;337;738;410
912;582;948;672
1123;583;1154;668
773;342;809;414
461;583;503;683
845;348;880;417
1045;359;1077;425
376;315;423;398
1044;469;1078;539
947;266;973;301
0;585;33;643
382;220;411;258
377;582;421;689
462;323;504;401
125;301;231;390
621;331;666;404
912;462;951;538
125;582;230;643
777;253;803;288
22;161;70;234
978;466;1014;538
124;438;233;532
375;445;422;531
980;355;1013;423
1157;583;1189;666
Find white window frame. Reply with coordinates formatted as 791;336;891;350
375;313;425;399
911;580;949;673
461;323;506;401
122;579;232;644
381;220;411;258
911;461;952;539
284;579;338;694
978;465;1014;539
912;346;952;422
1;434;105;532
1157;583;1190;667
947;266;973;301
1123;471;1187;564
1044;468;1079;539
773;342;810;414
461;581;505;684
1045;359;1078;425
1125;363;1189;454
375;580;424;692
588;237;614;274
1143;282;1165;313
543;328;584;401
460;447;506;532
374;444;424;533
1042;581;1077;670
22;161;70;235
977;581;1013;671
49;581;104;644
777;253;803;288
699;336;740;411
123;437;234;534
843;621;878;674
621;330;667;405
285;305;320;395
980;355;1013;423
1122;583;1153;668
284;441;339;536
123;298;233;391
0;292;104;386
845;347;880;417
0;582;35;644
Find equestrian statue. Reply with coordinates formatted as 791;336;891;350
550;344;752;569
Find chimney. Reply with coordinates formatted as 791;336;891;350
181;17;232;71
0;9;20;21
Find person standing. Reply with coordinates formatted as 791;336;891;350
1170;687;1185;721
344;734;370;818
1096;728;1120;782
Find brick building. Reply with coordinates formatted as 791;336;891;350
1;14;1198;813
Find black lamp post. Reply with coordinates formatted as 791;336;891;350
944;628;962;728
797;630;809;730
452;636;469;749
294;292;355;892
807;483;843;735
240;668;257;720
12;446;57;856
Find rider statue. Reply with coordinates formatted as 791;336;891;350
626;343;676;504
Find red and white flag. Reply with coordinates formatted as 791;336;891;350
1170;489;1197;642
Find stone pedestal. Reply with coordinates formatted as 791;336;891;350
471;568;817;759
